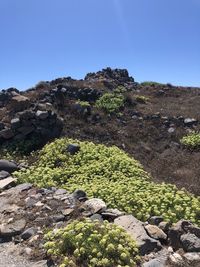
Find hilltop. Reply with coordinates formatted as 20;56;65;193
0;68;200;267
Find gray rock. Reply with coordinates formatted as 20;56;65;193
168;253;184;266
21;227;37;240
0;160;19;173
142;258;166;267
52;214;65;222
101;208;126;221
184;118;197;126
0;177;16;190
83;198;107;214
18;110;35;120
11;94;30;112
17;126;35;135
54;188;67;195
14;183;33;192
183;252;200;267
0;128;14;139
145;224;167;240
181;233;200;252
61;208;74;216
168;220;191;250
25;197;37;208
36;110;49;120
0;170;10;180
67;144;80;155
0;219;26;237
168;127;175;133
114;215;162;255
187;225;200;238
11;118;21;129
90;214;104;222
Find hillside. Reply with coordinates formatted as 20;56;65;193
0;68;200;267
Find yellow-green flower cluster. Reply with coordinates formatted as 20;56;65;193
44;218;139;267
180;132;200;148
15;138;200;225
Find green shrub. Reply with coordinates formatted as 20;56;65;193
0;137;41;160
114;86;127;94
180;132;200;148
15;138;200;225
140;81;164;87
44;218;139;267
95;93;124;113
75;100;91;108
135;95;149;104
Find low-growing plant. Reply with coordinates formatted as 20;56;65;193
0;137;41;160
114;86;127;94
95;93;124;113
44;218;139;267
75;100;91;108
180;132;200;149
14;138;200;225
140;81;164;87
135;95;149;104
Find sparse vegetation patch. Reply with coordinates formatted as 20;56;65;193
180;132;200;149
95;92;124;113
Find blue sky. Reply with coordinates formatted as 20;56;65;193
0;0;200;90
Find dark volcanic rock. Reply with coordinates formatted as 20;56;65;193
148;216;164;226
72;189;87;200
0;171;10;180
0;160;19;173
21;227;37;240
85;67;134;84
181;233;200;252
67;144;80;155
0;128;14;139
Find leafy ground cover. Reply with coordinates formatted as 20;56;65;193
15;138;200;225
44;218;139;267
95;92;124;113
181;132;200;149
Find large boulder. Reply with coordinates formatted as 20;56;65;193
0;160;19;173
181;233;200;252
114;215;162;255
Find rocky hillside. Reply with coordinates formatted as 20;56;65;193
0;68;200;267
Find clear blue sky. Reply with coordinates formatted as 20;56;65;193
0;0;200;90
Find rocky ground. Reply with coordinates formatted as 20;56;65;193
0;173;200;266
0;68;200;266
1;68;200;194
